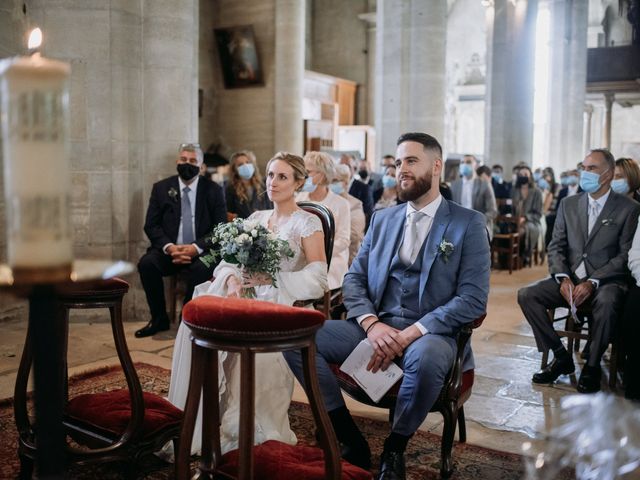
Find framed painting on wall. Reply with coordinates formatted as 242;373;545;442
214;25;263;88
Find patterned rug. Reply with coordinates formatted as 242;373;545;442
0;363;549;479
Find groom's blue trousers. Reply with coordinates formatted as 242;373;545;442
284;319;456;436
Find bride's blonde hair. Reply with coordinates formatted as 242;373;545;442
266;151;308;191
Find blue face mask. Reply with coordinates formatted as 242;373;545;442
381;175;397;189
301;176;317;193
459;163;473;178
579;169;608;194
492;173;502;183
537;178;550;191
533;172;542;181
237;163;255;180
328;182;344;195
611;178;629;194
566;175;579;186
560;177;569;186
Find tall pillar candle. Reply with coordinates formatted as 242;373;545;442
0;47;72;280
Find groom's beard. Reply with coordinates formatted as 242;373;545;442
398;170;433;202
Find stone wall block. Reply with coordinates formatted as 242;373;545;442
86;63;113;143
143;68;194;142
110;9;143;69
69;60;88;141
43;8;110;61
143;16;194;69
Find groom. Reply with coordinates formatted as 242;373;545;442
285;132;490;479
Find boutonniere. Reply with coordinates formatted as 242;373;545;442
437;238;454;263
168;187;178;202
601;218;614;226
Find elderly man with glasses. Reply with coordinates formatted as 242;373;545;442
135;143;227;338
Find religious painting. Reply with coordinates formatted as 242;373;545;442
214;25;263;88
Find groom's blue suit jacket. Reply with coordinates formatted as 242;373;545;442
343;198;490;338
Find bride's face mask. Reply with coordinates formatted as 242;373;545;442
266;160;301;202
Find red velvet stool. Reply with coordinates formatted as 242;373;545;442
14;278;183;478
175;296;343;480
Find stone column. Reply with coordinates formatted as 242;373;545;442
583;103;594;154
485;0;538;172
358;11;377;126
603;92;614;149
274;0;305;154
375;0;446;156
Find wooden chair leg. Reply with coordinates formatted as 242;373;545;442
439;402;457;479
301;343;341;480
457;406;467;444
238;349;256;480
169;275;178;324
199;348;219;479
176;343;207;480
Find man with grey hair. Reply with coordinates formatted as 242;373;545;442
136;143;227;338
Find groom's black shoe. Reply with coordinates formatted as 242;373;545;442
532;357;575;384
377;449;406;480
341;440;371;471
135;319;169;338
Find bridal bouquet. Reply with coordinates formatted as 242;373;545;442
200;217;294;297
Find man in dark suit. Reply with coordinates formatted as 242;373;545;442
555;169;581;206
136;143;227;338
518;149;640;393
341;153;374;225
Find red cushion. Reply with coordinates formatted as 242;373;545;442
58;277;130;298
183;295;326;333
219;440;372;480
66;389;182;437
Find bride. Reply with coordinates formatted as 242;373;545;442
167;151;328;456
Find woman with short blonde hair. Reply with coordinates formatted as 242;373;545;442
614;157;640;203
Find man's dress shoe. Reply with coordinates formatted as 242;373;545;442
577;366;601;393
341;441;371;471
134;321;169;338
532;358;575;384
377;450;406;480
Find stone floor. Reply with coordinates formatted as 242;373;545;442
0;263;621;458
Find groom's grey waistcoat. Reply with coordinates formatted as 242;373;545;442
379;240;428;328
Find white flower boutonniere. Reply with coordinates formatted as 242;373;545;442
601;218;614;226
168;187;178;202
438;238;454;263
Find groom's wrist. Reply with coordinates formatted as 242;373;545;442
357;314;377;330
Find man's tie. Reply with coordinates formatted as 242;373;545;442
408;211;426;264
587;202;600;235
182;186;195;244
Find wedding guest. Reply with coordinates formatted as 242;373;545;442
543;167;560;247
167;151;328;456
374;165;399;210
136;143;227;338
518;149;640;393
491;164;512;201
286;132;490;478
512;165;543;267
332;164;366;265
476;165;492;184
341;153;374;225
359;158;383;193
225;150;271;219
380;154;396;174
299;151;351;290
623;219;640;401
556;169;581;206
613;157;640;203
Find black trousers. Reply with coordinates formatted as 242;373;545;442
138;249;214;324
622;284;640;400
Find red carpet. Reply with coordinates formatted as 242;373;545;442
0;363;563;479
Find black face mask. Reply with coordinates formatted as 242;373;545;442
516;175;529;187
358;169;369;180
177;163;200;182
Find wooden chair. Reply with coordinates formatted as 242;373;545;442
175;296;347;480
491;215;520;273
329;314;486;479
542;305;621;389
295;201;339;319
14;278;182;478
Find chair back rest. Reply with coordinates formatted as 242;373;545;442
297;201;335;268
496;215;519;235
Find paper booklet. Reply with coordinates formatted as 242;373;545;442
340;339;404;403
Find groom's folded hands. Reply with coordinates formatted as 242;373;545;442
366;323;423;373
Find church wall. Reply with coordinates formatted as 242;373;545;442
308;0;369;125
199;0;277;169
0;0;200;323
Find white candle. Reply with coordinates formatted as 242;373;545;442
0;31;72;273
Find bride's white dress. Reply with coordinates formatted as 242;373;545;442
167;209;328;456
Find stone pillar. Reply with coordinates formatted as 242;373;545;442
375;0;446;156
485;0;538;172
359;11;377;126
274;0;305;154
603;92;614;149
584;103;594;153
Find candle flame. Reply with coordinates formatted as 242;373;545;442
28;28;42;49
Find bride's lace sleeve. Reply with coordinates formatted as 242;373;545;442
300;214;323;238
